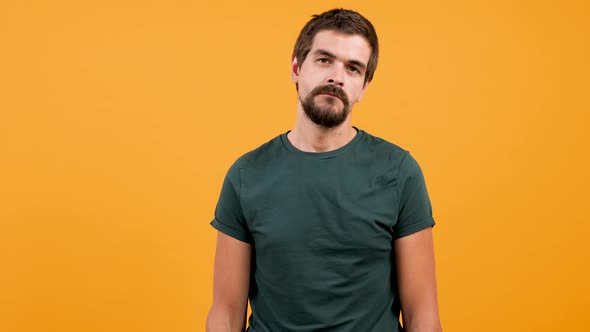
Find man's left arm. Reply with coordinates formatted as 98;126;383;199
394;227;442;332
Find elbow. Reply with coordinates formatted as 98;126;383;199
206;304;247;332
403;311;442;332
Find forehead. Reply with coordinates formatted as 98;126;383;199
309;30;371;64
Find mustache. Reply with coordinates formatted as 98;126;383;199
311;85;349;104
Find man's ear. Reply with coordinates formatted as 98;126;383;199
358;81;370;102
291;56;300;83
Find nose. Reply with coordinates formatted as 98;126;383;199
327;64;345;87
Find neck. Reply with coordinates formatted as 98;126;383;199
287;104;357;153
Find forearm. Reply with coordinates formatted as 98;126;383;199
206;305;246;332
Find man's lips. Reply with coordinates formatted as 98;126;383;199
318;93;340;99
311;85;348;104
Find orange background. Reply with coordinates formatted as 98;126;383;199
1;0;589;331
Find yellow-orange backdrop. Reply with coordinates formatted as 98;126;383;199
1;0;589;331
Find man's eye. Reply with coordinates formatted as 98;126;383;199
348;66;359;73
318;58;330;63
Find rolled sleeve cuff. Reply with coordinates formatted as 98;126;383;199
210;218;253;244
394;217;436;239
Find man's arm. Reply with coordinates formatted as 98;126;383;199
394;227;442;332
206;231;251;332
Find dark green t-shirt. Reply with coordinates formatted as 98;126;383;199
211;128;435;331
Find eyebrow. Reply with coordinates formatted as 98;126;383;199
313;49;367;71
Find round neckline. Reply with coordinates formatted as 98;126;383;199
280;126;364;159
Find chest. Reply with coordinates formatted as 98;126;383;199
241;160;400;252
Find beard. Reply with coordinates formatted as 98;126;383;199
300;84;351;128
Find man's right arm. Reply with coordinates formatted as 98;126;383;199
206;231;252;332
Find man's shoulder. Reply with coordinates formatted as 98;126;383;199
358;129;409;158
230;132;287;170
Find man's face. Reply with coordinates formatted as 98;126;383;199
292;30;371;128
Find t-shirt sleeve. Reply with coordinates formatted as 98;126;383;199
393;152;436;239
210;159;254;244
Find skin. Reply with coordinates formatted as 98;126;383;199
206;232;250;332
395;227;442;331
207;29;441;332
288;30;370;153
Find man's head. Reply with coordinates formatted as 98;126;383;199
293;8;379;86
291;9;379;128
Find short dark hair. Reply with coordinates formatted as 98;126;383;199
293;8;379;85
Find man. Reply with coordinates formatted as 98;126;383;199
206;8;441;332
